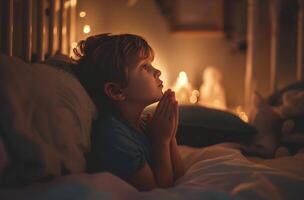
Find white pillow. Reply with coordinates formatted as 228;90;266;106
0;54;97;186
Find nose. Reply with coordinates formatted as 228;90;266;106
154;67;161;78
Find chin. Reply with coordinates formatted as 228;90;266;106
149;93;163;104
158;90;164;99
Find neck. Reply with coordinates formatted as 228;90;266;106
114;102;146;131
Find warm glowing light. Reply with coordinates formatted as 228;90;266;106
172;71;194;104
62;26;67;35
199;66;227;110
71;42;77;49
64;1;70;9
83;25;91;34
235;106;249;122
192;90;199;97
189;90;199;104
79;11;86;18
177;71;188;88
190;95;198;104
70;0;77;7
53;27;57;35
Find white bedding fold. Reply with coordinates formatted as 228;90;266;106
1;143;304;200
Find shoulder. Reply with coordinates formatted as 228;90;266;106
92;114;133;143
94;114;129;133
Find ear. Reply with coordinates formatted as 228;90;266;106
104;82;126;101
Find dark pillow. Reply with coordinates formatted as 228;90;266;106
144;105;257;147
42;52;74;74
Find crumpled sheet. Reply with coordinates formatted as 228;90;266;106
176;143;304;200
1;143;304;200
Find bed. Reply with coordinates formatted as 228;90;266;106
1;1;304;200
0;143;304;200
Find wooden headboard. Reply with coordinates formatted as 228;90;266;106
0;0;77;62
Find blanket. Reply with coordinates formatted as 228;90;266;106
1;143;303;200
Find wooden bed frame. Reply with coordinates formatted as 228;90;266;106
0;0;76;62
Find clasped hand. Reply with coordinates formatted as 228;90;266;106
146;89;179;143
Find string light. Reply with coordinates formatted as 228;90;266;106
83;25;91;34
79;11;86;18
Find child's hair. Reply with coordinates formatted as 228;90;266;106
71;33;154;116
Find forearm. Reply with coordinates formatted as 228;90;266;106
170;138;185;182
151;140;174;187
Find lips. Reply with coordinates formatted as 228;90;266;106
158;81;163;87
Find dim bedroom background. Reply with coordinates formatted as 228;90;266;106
1;0;304;200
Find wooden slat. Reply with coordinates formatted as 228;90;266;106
269;0;281;93
23;0;33;62
69;0;77;56
48;0;55;56
244;0;258;111
37;0;45;61
297;0;304;81
1;0;13;56
58;0;64;53
66;0;72;55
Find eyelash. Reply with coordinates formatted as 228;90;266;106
142;64;150;70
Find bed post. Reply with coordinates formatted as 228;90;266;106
245;0;259;112
22;0;33;62
48;0;55;57
58;0;64;53
1;0;13;56
37;0;46;61
269;0;281;93
69;0;77;56
297;0;304;81
66;0;72;55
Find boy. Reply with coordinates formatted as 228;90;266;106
72;33;185;191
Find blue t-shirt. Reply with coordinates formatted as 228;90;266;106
91;113;152;180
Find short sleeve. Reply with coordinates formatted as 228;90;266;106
92;125;146;179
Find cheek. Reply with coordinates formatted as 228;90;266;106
131;76;152;90
128;78;162;100
134;81;154;95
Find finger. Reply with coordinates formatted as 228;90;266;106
172;100;178;134
157;90;170;114
155;90;169;115
168;100;175;121
159;91;171;115
172;92;178;121
175;101;179;132
176;100;179;124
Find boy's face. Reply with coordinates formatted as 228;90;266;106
122;56;163;106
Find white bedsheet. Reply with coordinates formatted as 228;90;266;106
1;143;304;200
176;143;304;200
